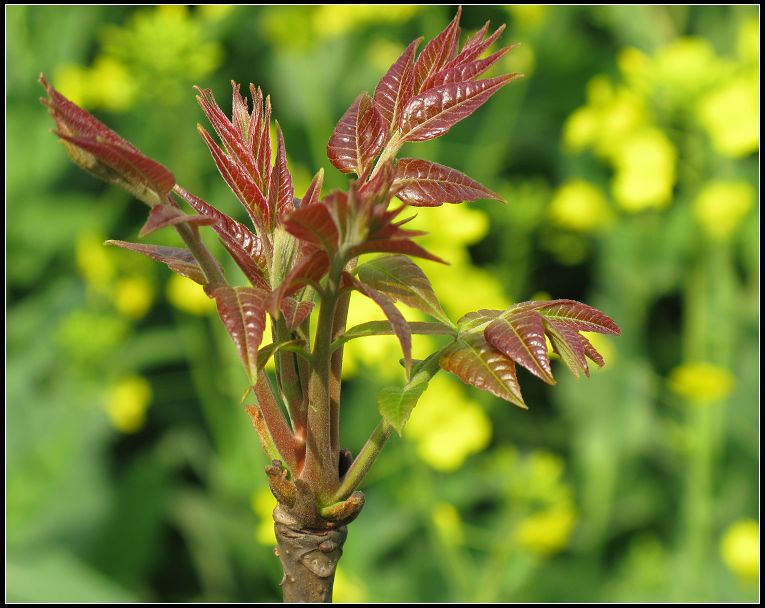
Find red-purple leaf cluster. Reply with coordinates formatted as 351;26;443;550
326;9;519;208
441;300;620;407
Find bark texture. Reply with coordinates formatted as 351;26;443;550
274;505;347;603
266;460;365;603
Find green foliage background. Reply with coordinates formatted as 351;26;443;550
7;5;759;602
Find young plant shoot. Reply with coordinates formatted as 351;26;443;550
42;8;620;603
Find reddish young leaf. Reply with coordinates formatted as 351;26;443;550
174;185;270;273
580;333;606;367
457;309;502;332
327;93;386;177
351;275;412;377
445;23;506;70
425;49;516;89
374;38;421;131
400;75;517;142
211;286;268;381
40;75;175;206
300;169;324;207
393;158;502;207
253;89;273;196
350;238;446;264
356;254;451;325
139;204;216;238
440;332;526;408
270;125;295;223
197;125;269;231
106;240;210;285
196;86;263;185
270;249;330;314
280;298;315;331
485;311;556;385
543;318;589;378
536;300;621;335
412;7;462;93
231;81;252;141
283;204;340;253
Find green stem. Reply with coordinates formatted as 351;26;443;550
332;419;394;503
273;316;307;437
301;281;341;502
174;221;227;289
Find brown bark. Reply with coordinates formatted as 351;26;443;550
266;460;365;603
274;505;347;603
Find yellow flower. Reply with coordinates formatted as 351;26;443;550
406;375;492;471
56;57;137;112
668;362;735;404
651;38;724;102
720;519;759;580
505;5;550;30
432;502;465;547
251;486;277;546
313;5;418;38
563;107;599;152
548;180;613;233
697;75;759;158
611;128;676;212
76;233;115;290
113;276;154;319
694;181;754;240
737;17;759;65
514;502;577;556
166;274;214;315
105;375;152;433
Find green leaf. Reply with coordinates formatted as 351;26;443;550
378;351;442;434
333;320;455;351
356;254;452;325
256;339;310;371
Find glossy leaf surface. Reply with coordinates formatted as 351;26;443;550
211;286;268;381
356;254;451;325
393;158;501;207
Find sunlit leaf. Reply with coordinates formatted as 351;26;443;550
105;240;210;285
378;352;442;435
283;204;339;253
40;75;175;207
356;254;451;325
270;124;295;223
374;38;421;131
139;203;215;238
400;75;517;142
301;169;324;207
327;93;386;177
536;299;621;335
485;311;556;385
334;320;454;350
412;7;462;92
440;331;526;408
211;286;268;381
393;158;502;206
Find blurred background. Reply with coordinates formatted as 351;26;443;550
6;5;759;602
